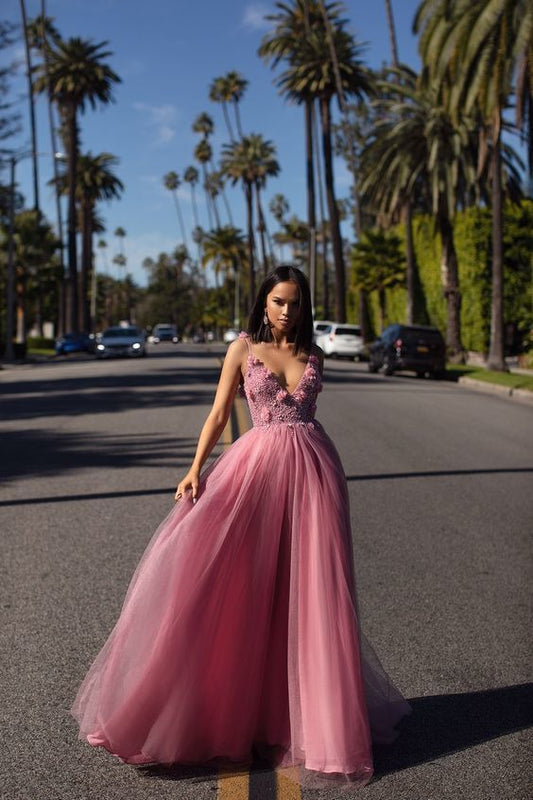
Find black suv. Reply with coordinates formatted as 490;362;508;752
368;324;446;378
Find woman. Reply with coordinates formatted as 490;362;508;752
72;265;409;786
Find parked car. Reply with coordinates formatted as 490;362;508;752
152;323;179;343
368;324;446;377
313;319;335;344
318;323;365;360
223;328;240;344
55;332;95;355
95;325;146;358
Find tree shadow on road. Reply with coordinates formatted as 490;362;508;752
374;682;533;777
0;367;220;422
0;428;199;483
346;467;533;483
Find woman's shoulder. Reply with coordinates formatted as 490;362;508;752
226;335;250;365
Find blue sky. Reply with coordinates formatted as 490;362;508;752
5;0;423;286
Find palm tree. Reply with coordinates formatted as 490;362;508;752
33;36;120;332
97;237;108;275
269;193;290;225
201;225;247;323
192;111;214;139
351;229;406;332
224;70;248;139
260;0;372;322
52;154;123;330
183;165;202;262
193;140;213;229
259;1;320;303
360;66;484;358
414;0;533;369
221;134;280;302
209;75;236;141
77;154;123;330
27;8;66;334
163;171;188;247
113;226;127;290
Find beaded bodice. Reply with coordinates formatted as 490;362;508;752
239;332;322;428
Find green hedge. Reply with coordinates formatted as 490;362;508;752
27;336;55;349
349;200;533;352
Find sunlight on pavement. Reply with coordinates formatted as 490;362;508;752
218;769;249;800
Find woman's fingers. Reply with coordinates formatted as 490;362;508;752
191;478;199;503
174;478;199;503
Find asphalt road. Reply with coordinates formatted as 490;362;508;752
1;345;531;800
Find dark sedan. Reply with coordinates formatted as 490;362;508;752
95;326;146;358
368;324;446;378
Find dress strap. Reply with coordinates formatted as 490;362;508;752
238;331;252;354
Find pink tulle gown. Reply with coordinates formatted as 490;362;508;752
72;332;410;786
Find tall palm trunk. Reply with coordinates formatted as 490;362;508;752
305;99;317;304
189;183;203;264
221;102;235;142
41;0;65;336
487;125;505;370
233;100;244;139
313;103;329;317
244;181;256;306
19;0;39;212
384;0;399;68
172;189;188;247
200;164;214;230
437;211;462;360
66;103;79;332
80;201;92;331
320;95;346;322
255;182;269;277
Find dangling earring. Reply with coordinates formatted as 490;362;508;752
263;310;269;326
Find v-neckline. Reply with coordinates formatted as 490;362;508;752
248;349;314;397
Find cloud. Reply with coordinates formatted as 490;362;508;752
133;102;177;145
242;4;271;31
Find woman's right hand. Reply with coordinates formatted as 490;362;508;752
175;468;200;503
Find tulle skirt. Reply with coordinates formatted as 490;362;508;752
71;421;410;786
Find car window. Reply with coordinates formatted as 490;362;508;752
401;327;444;343
335;326;361;336
104;327;140;337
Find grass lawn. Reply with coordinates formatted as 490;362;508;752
27;347;56;357
446;364;533;392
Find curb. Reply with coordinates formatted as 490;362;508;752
458;376;533;407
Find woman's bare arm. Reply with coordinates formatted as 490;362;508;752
175;338;246;502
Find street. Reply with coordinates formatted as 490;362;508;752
1;344;531;800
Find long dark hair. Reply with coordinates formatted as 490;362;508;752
247;265;313;355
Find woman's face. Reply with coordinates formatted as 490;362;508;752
265;280;301;337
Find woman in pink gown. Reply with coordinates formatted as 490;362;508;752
71;265;410;786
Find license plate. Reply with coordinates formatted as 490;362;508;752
417;346;429;353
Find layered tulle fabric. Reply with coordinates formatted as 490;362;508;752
72;335;409;785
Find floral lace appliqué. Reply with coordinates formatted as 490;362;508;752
239;335;321;429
